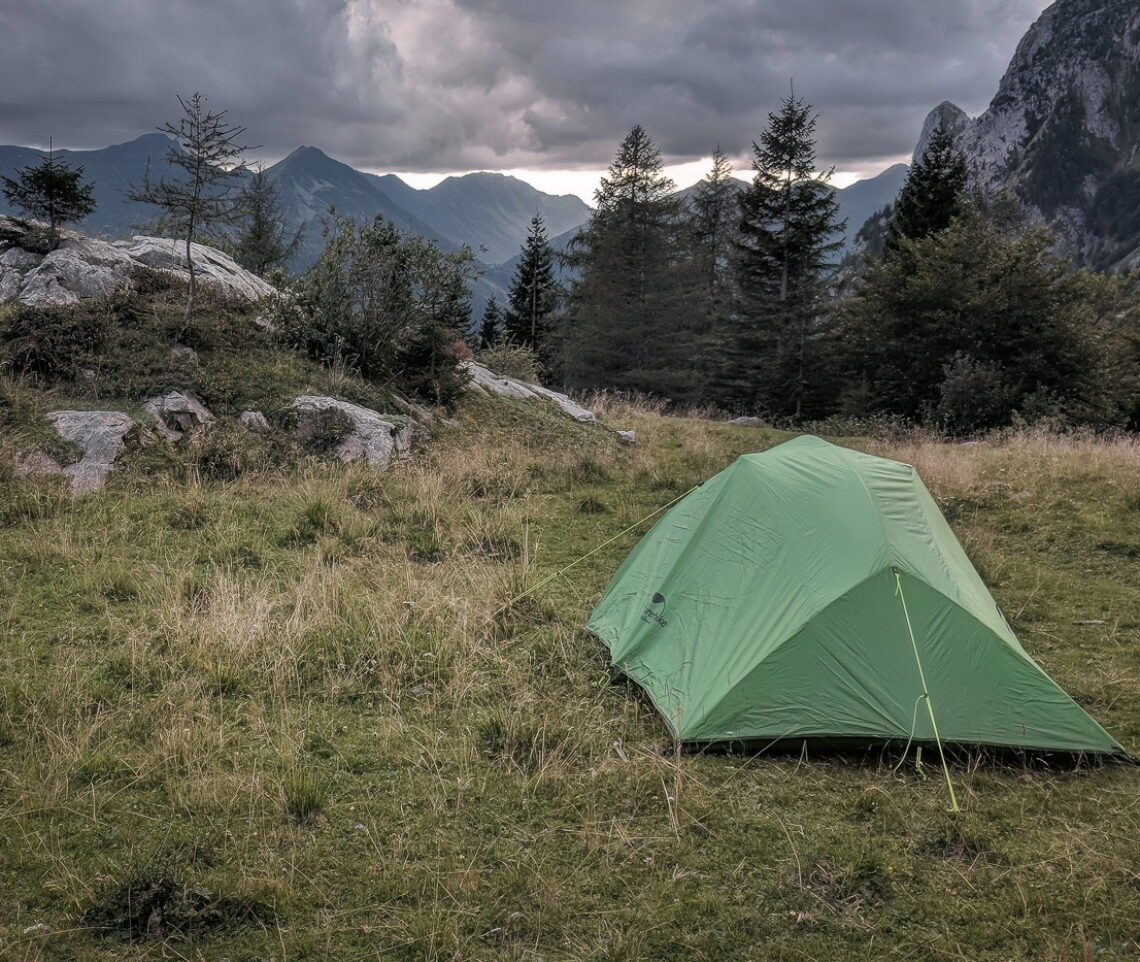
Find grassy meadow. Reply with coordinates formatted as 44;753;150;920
1;382;1140;960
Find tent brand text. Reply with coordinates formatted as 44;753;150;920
641;607;668;627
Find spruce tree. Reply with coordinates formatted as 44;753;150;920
689;148;741;389
690;146;739;300
887;121;967;249
560;125;698;401
234;167;302;276
834;203;1108;431
726;94;843;417
2;143;96;251
503;213;558;352
478;295;503;349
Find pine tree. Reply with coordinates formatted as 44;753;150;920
478;295;504;349
725;94;843;417
560;125;698;401
2;142;96;251
503;213;558;352
128;93;250;316
887;121;967;250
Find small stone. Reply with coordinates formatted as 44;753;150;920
239;410;271;433
144;391;213;441
616;430;636;445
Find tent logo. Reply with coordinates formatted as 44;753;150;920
641;592;669;628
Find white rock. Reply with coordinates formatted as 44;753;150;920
291;396;417;466
239;410;271;433
144;391;213;442
46;410;134;495
0;232;276;307
463;361;596;424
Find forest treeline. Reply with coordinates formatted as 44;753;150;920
486;101;1140;433
5;91;1139;432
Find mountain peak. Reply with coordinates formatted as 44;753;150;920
914;102;970;163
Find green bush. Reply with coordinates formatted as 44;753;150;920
0;301;111;381
477;341;543;382
275;213;476;405
933;352;1017;434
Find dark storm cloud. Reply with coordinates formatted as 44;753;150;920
0;0;1047;176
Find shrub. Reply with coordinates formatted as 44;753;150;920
275;213;476;404
477;341;543;382
0;301;110;381
933;352;1017;434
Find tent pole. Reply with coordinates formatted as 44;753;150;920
893;566;961;814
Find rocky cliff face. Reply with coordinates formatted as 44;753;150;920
930;0;1140;270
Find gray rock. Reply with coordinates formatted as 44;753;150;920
238;410;271;433
291;396;418;466
0;232;276;307
144;391;213;442
616;430;637;445
728;416;764;427
122;237;276;302
46;410;134;495
463;361;596;424
0;247;40;269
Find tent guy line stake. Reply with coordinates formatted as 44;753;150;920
893;566;962;814
496;484;701;616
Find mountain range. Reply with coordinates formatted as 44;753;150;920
0;135;903;309
5;0;1135;311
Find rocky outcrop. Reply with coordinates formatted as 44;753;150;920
291;396;419;466
931;0;1140;269
463;362;596;424
44;410;134;495
0;228;277;306
912;102;971;164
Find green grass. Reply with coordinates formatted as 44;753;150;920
1;383;1139;959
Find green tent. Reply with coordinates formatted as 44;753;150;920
588;436;1127;755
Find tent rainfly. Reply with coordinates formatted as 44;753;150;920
587;436;1128;756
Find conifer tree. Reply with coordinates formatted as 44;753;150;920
478;295;504;349
128;93;250;316
503;213;558;352
560;125;698;401
2;143;96;251
690;146;739;299
234;167;302;276
887;121;967;250
834;203;1109;431
725;94;843;417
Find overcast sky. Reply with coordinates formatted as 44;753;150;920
2;0;1049;200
